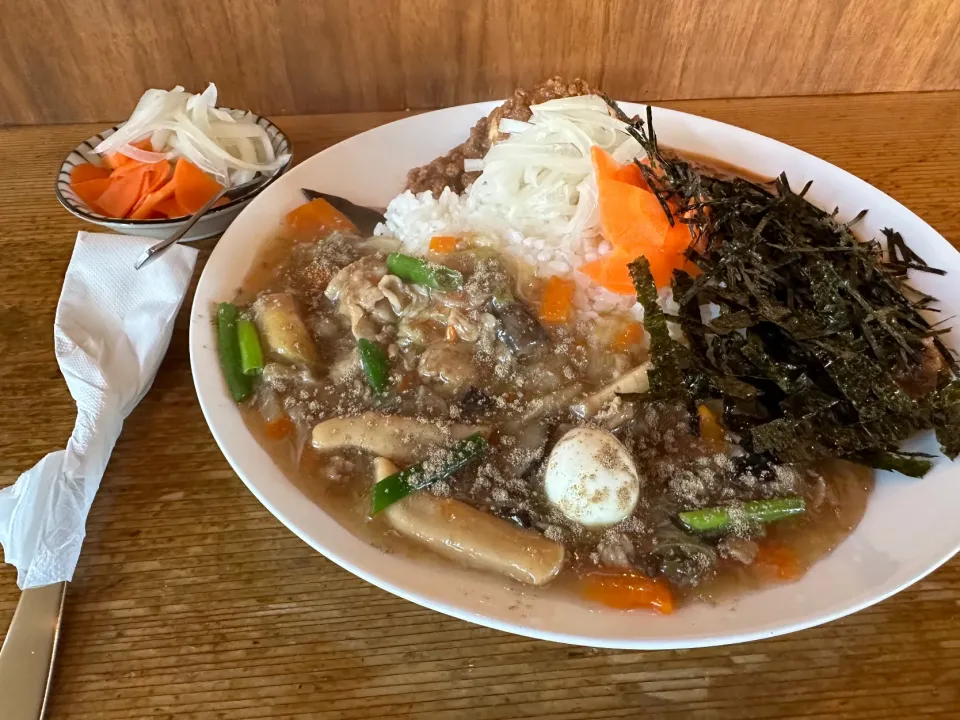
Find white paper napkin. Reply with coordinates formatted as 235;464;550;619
0;232;198;589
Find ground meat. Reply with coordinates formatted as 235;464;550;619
405;76;595;197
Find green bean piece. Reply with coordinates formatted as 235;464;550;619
371;434;488;514
237;318;264;375
358;338;390;394
386;253;463;291
217;303;253;402
677;497;805;533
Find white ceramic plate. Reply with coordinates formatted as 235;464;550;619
190;101;960;649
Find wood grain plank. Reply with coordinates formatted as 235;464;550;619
0;92;958;718
0;1;958;125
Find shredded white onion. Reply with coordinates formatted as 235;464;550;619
94;84;289;187
462;95;643;255
378;95;648;319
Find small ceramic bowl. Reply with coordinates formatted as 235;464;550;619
55;110;291;241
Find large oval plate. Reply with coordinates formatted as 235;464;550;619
190;102;960;648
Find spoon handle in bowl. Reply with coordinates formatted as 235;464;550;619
134;186;227;270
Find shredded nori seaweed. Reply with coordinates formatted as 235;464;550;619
607;98;959;476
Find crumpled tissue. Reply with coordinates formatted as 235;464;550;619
0;232;198;589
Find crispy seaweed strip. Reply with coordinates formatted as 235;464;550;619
602;95;960;477
850;450;934;478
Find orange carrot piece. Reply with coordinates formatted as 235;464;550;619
581;571;674;614
128;163;175;219
153;192;188;219
539;276;576;323
697;404;726;444
591;145;648;189
589;146;694;288
612;321;644;352
103;138;154;170
579;251;636;296
171;158;223;214
70;178;111;213
754;543;803;582
96;165;150;218
284;198;359;239
70;164;111;185
599;177;672;249
264;416;294;440
429;235;459;253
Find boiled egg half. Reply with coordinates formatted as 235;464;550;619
544;427;640;527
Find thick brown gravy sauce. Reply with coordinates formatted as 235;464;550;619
235;151;876;609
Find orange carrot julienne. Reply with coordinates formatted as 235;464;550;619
429;235;459;253
539;276;576;323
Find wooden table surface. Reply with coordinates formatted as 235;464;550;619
1;91;959;720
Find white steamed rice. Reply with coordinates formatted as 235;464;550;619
374;95;677;322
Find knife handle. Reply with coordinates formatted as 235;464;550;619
0;582;67;720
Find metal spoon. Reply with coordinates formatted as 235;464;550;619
134;174;273;270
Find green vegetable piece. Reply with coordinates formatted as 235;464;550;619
852;450;933;478
358;338;390;394
237;318;264;376
371;433;488;514
678;497;805;533
387;253;463;291
217;303;253;402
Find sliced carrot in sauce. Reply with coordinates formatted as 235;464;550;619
753;543;803;582
581;571;674;614
70;178;111;213
612;321;644;352
264;416;294;440
429;235;459;253
284;197;359;239
538;275;576;323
